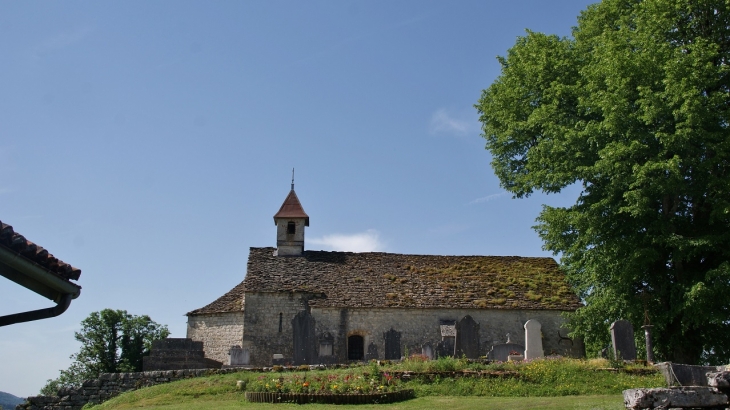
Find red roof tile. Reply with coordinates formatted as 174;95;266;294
273;190;309;226
0;220;81;282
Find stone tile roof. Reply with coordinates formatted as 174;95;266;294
273;190;309;226
0;220;81;282
190;247;581;314
187;281;245;315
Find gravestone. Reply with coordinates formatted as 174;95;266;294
318;332;334;357
422;342;434;360
487;342;525;361
524;319;544;360
440;323;456;338
228;346;250;366
655;362;725;387
292;310;317;365
365;342;379;360
610;320;637;360
272;353;286;365
455;315;480;359
437;322;456;358
383;328;402;360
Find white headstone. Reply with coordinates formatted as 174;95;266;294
422;342;434;360
524;319;544;360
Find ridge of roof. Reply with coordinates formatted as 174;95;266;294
0;220;81;282
273;190;309;226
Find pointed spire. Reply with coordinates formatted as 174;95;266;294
274;175;309;226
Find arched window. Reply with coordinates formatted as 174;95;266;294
347;335;364;360
287;221;296;235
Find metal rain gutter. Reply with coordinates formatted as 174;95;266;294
0;245;80;327
0;245;80;301
0;293;73;327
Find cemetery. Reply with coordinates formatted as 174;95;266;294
24;316;730;409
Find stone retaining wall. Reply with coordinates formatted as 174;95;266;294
16;369;240;410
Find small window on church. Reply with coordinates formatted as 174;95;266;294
278;313;283;332
287;221;296;235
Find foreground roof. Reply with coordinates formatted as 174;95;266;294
0;221;81;282
0;219;82;326
189;247;581;315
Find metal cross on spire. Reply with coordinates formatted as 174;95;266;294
291;168;295;191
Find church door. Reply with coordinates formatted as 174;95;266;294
347;335;364;360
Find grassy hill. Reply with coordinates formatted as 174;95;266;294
0;391;25;409
89;358;664;410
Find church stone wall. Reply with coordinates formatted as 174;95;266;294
186;311;244;364
236;291;582;365
311;307;580;361
241;292;311;366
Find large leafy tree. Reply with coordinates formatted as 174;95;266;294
41;309;169;394
476;0;730;365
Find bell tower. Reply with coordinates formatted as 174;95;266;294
273;171;309;256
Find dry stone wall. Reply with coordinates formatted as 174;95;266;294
17;369;240;410
186;311;244;364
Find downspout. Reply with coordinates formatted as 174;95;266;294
0;293;73;327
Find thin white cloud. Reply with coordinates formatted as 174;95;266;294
468;191;509;205
429;109;479;136
309;229;384;252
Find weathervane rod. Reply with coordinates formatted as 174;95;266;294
291;168;295;190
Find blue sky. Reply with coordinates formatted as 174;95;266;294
1;1;594;397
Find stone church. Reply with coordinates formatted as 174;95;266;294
186;186;583;366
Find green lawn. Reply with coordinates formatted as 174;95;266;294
92;394;626;410
88;358;660;410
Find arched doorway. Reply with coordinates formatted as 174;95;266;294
347;335;364;360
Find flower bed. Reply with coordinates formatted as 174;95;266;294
247;367;401;395
245;389;414;404
389;370;520;381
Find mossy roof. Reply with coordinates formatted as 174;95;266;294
187;280;245;315
188;247;581;315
